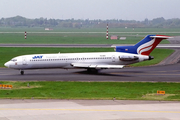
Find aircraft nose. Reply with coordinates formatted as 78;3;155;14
4;62;10;68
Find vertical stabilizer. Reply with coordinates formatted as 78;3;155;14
115;35;172;55
135;35;171;55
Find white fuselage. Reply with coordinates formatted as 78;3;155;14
4;52;149;70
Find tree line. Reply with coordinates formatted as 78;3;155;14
0;16;180;28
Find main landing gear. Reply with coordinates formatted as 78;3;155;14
20;70;24;75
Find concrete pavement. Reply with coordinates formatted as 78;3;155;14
0;99;180;120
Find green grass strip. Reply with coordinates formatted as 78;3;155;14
0;81;180;101
0;33;169;44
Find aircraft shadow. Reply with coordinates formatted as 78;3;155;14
75;70;132;77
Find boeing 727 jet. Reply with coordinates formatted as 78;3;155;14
4;35;171;75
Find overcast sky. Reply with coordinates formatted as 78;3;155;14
1;0;180;20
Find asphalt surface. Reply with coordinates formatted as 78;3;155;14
0;63;180;82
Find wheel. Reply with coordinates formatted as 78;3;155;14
20;70;24;75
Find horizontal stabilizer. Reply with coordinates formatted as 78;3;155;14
150;35;173;39
71;63;124;69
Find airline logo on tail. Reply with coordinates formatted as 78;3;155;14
137;38;155;55
137;35;172;55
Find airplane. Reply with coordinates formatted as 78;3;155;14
4;35;171;75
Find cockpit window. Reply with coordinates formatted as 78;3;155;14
11;59;17;62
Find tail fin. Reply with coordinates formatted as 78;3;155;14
115;35;172;55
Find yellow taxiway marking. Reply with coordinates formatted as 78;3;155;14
0;108;180;113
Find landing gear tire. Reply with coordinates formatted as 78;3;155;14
20;70;24;75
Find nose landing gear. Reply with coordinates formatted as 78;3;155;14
20;70;24;75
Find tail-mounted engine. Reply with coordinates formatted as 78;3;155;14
119;55;154;61
119;55;139;61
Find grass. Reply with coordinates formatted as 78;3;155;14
0;27;175;44
0;47;174;67
0;27;179;44
0;33;169;44
0;81;180;101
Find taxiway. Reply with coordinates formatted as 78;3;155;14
0;63;180;82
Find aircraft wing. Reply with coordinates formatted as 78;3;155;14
71;63;124;69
